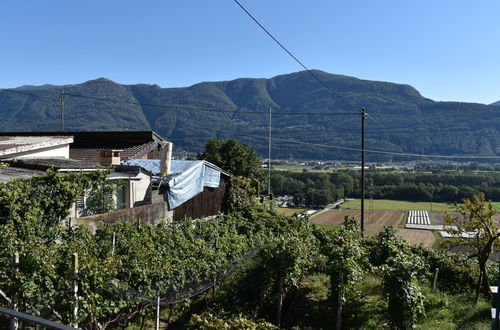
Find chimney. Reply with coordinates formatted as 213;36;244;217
160;142;173;176
99;150;122;165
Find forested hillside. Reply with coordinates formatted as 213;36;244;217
1;70;499;160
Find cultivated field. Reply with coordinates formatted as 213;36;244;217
310;209;405;236
277;207;307;216
396;229;437;248
342;199;457;212
310;209;438;247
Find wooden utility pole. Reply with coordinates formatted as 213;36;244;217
60;89;65;132
268;107;272;196
360;108;366;236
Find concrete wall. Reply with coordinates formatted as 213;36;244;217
13;144;70;159
73;202;173;232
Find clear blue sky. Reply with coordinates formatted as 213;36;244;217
1;0;499;104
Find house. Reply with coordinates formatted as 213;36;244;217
0;131;166;162
0;131;231;228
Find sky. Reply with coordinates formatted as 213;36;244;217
1;0;499;104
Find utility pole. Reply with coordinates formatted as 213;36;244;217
360;108;367;236
268;107;272;196
60;89;65;132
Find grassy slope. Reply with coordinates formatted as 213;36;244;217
298;273;490;330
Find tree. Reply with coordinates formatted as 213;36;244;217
198;139;264;184
444;193;499;303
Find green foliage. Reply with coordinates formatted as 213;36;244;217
445;193;500;303
366;227;426;328
198;138;264;184
410;247;480;295
260;217;319;291
315;217;365;304
313;217;365;328
271;170;500;207
83;179;125;216
187;313;278;329
225;176;257;213
382;250;426;329
0;169;109;241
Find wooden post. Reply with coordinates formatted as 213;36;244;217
432;267;439;292
155;296;161;330
10;252;19;330
276;274;283;327
494;261;500;329
71;253;79;328
112;231;116;256
336;271;343;330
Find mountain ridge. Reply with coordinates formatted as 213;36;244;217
0;70;499;161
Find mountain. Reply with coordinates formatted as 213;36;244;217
491;101;500;107
0;70;499;161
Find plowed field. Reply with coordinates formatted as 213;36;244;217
310;209;437;246
396;229;436;248
310;210;405;236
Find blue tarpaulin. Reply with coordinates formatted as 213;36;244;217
122;159;222;209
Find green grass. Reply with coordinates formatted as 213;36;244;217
277;207;307;216
272;165;331;173
299;273;491;330
342;199;458;211
415;287;490;330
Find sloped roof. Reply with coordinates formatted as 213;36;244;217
0;136;73;158
6;158;104;171
0;166;45;183
0;131;167;162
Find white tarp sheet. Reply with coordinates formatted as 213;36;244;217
122;159;221;209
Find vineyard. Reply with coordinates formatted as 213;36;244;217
0;171;495;329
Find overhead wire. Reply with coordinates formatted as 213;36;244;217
232;0;363;119
238;132;500;160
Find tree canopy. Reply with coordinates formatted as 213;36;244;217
198;138;264;184
444;193;499;303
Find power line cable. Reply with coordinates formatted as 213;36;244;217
233;0;339;99
239;132;500;160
